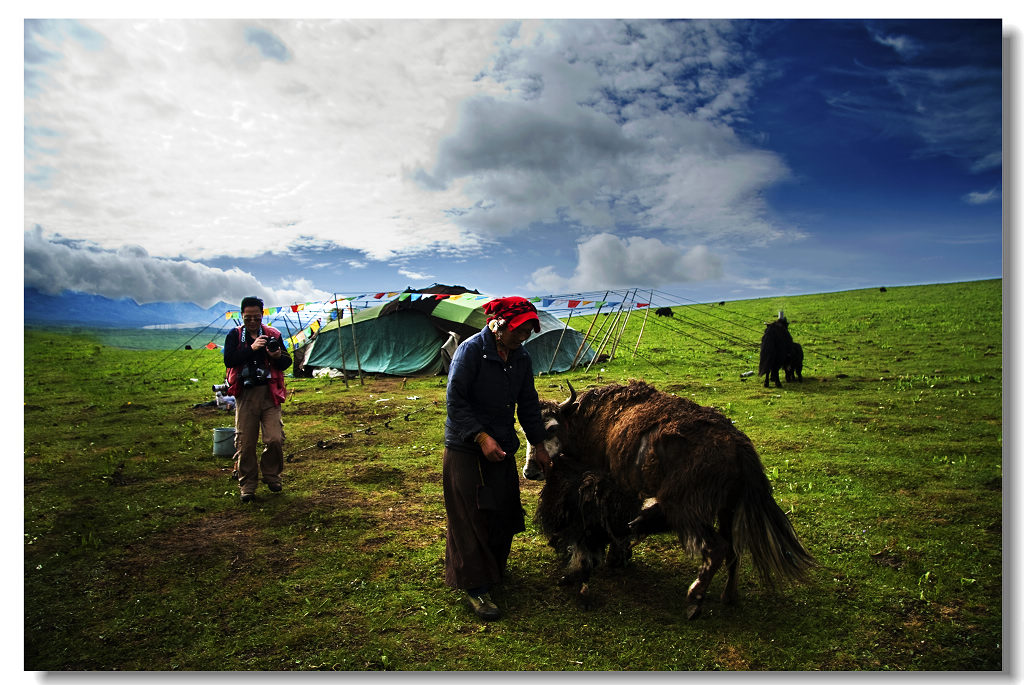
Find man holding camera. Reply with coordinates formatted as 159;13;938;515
224;296;292;503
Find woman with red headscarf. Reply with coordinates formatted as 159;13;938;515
442;296;553;621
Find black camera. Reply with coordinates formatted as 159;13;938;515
266;337;281;353
212;382;231;393
240;364;270;388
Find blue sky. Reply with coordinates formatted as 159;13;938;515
22;16;1007;310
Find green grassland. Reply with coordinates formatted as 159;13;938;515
23;279;1002;671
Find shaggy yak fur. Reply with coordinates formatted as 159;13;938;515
655;307;673;318
525;380;814;619
535;456;640;596
759;318;795;388
784;342;804;383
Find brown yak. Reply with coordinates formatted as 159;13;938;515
524;380;814;619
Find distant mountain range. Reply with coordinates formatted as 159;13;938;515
24;288;236;329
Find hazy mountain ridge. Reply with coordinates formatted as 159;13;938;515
24;288;235;329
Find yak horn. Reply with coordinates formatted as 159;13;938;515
778;310;785;321
558;381;577;412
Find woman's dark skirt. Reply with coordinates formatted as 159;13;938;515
442;445;526;590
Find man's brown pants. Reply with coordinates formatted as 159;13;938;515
233;384;284;495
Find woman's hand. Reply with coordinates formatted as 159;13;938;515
479;434;507;462
531;442;553;474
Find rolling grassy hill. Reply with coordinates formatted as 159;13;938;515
23;279;1002;670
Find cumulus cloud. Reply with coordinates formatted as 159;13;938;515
24;228;330;308
23;18;504;263
24;18;798;305
527;233;723;292
415;19;791;244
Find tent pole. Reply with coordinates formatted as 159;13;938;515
586;302;619;373
545;307;573;374
347;301;365;385
608;288;637;360
633;289;654;356
280;305;297;344
586;293;626;373
570;291;607;370
332;295;350;388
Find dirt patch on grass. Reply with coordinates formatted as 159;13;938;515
714;645;750;670
130;507;295;572
350;463;407;488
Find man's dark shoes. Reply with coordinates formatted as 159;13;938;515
467;592;500;621
268;483;283;493
240;493;255;503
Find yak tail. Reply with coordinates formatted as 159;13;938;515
733;450;815;588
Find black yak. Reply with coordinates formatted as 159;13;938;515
785;342;804;383
655;307;673;318
759;311;794;388
535;456;639;594
525;380;814;619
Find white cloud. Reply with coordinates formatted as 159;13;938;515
24;18;796;307
827;25;1000;174
24;228;330;308
415;20;790;244
398;268;432;281
871;31;922;60
24;19;507;263
527;233;723;292
963;188;1000;205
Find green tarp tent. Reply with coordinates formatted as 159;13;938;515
300;287;596;376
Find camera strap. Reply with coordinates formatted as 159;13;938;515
238;325;269;369
239;323;269;347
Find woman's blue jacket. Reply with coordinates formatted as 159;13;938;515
444;326;547;457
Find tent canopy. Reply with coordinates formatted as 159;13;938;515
300;285;595;376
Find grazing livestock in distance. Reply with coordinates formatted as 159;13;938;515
759;311;794;388
785;342;804;383
535;456;639;595
655;307;673;318
525;380;815;619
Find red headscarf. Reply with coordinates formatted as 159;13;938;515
483;296;541;334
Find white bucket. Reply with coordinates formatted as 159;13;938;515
212;427;236;457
